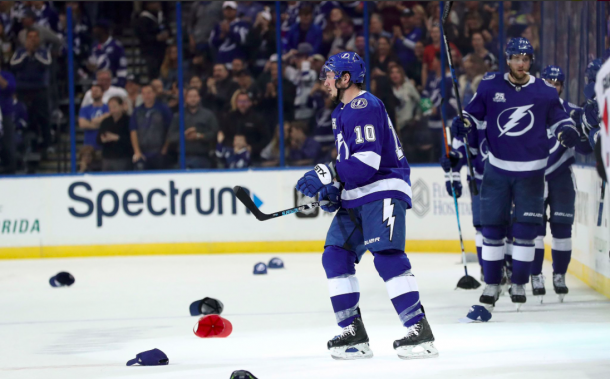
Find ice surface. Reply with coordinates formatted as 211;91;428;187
1;253;609;379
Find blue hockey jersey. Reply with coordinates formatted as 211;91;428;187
332;91;412;209
91;37;128;87
463;72;574;177
209;19;250;68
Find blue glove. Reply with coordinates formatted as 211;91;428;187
582;100;600;135
557;124;580;148
296;163;336;198
319;182;342;212
440;149;463;173
450;116;472;138
444;172;462;198
569;108;583;130
589;127;600;149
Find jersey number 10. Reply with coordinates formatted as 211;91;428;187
353;117;404;160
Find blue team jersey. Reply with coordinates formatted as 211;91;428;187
92;37;128;87
332;91;412;209
463;72;573;177
79;103;109;149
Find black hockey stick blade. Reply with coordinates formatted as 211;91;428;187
441;1;453;24
456;275;481;290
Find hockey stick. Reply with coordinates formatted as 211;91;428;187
598;181;606;227
441;108;480;290
233;186;329;221
441;1;478;196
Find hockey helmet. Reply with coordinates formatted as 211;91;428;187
319;52;366;84
585;58;602;84
541;65;565;83
505;37;534;62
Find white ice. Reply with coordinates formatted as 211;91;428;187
1;253;609;379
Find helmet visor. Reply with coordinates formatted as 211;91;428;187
320;65;339;81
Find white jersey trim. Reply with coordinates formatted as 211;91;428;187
489;151;547;172
545;148;575;176
352;151;381;170
342;178;412;201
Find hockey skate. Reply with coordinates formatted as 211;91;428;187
327;317;373;360
479;284;501;310
510;284;526;311
553;273;569;302
393;317;438;360
530;274;546;304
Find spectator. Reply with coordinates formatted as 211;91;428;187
260;121;290;167
369;13;391;45
87;20;127;87
222;91;268;161
371;36;399;77
97;96;133;171
231;57;246;77
393;9;422;67
375;2;406;33
338;1;364;30
286;43;317;121
455;11;484;55
129;85;172;170
202;63;239;115
81;70;128;109
258;57;296;128
234;69;258;101
160;44;188;90
17;10;62;53
78;83;109;150
187;1;222;54
125;74;142;108
320;7;345;57
237;1;264;24
209;1;250;70
216;130;251;169
77;145;98;173
11;28;52;153
482;13;500;56
354;32;367;58
286;5;322;55
189;75;203;92
405;41;424;90
150;78;165;100
134;1;170;80
329;17;356;55
0;60;15;173
389;65;420;132
307;81;335;158
59;2;92;81
164;87;219;169
471;31;497;71
422;25;459;89
309;54;326;75
459;54;486;106
245;6;275;77
287;120;321;166
29;1;59;33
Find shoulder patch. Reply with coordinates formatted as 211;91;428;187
482;73;495;80
351;97;368;109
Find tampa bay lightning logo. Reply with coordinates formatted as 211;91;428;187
479;138;489;161
341;53;350;59
497;105;535;137
336;132;350;161
351;98;368;109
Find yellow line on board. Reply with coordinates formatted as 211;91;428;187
0;240;477;260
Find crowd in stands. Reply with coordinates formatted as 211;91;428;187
0;1;543;174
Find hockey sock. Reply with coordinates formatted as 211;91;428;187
482;239;504;284
531;236;545;276
550;223;572;274
512;240;535;285
322;246;360;327
373;251;423;327
475;230;483;268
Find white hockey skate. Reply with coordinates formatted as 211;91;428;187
327;317;373;360
530;274;546;304
393;317;439;360
510;284;526;311
479;284;501;311
553;273;568;303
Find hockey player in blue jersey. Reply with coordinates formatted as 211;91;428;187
581;59;603;149
295;52;438;360
530;65;593;303
451;38;580;309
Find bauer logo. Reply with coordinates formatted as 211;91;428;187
66;181;256;227
411;179;430;218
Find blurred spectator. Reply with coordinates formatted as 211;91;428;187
320;7;345;57
188;1;222;54
222;91;267;161
59;2;92;81
231;57;246;76
78;83;109;150
338;1;364;30
286;43;317;121
202;63;239;115
260;121;290;167
209;1;250;70
393;9;422;68
309;54;326;75
18;10;62;53
369;13;391;46
422;25;459;89
29;1;59;33
216;130;251;169
258;57;296;128
288;120;320;166
237;1;264;24
405;41;424;90
329;17;356;55
371;72;398;128
459;54;486;106
375;2;405;33
164;87;218;169
286;5;322;55
280;1;301;44
87;20;127;87
129;85;172;170
482;13;500;56
371;36;399;77
521;24;540;73
160;44;189;90
11;28;52;152
134;1;170;80
13;94;29;168
0;59;15;173
81;70;128;109
455;11;484;55
354;32;366;58
189;75;203;92
151;78;165;99
77;145;98;173
245;6;275;77
97;96;133;171
471;31;497;71
0;2;15;49
389;65;420;132
125;74;142;108
307;81;335;157
234;69;258;101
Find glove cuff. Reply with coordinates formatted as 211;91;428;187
314;164;334;185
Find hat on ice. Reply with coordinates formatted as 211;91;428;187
268;257;284;269
458;305;492;323
126;348;169;366
230;370;259;379
49;272;75;287
189;297;224;316
194;314;233;338
253;262;267;275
